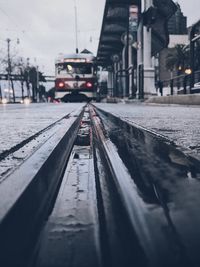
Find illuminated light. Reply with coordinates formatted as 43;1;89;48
185;69;192;75
24;98;31;105
58;82;65;88
2;98;7;104
86;82;93;88
64;58;86;63
67;65;73;71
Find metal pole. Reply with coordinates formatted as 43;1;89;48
125;4;129;97
26;58;30;98
170;79;174;95
7;38;15;102
36;65;39;102
190;27;195;91
0;83;2;101
183;75;187;94
74;0;79;53
20;68;24;100
137;3;144;99
131;67;135;98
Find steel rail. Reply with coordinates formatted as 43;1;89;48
91;105;200;267
90;106;177;267
0;107;84;267
30;107;102;267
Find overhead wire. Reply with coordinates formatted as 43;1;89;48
0;5;35;43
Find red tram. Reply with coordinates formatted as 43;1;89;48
55;52;97;102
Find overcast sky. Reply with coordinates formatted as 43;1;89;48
0;0;199;75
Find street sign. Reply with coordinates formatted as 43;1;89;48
121;33;134;45
111;54;120;63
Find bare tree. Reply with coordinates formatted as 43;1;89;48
0;39;20;102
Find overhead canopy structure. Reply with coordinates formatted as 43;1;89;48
97;0;177;67
97;0;140;67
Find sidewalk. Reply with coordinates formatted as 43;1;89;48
102;93;200;106
95;102;200;159
145;94;200;105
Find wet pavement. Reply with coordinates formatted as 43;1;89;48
1;102;200;157
0;103;85;154
0;103;85;181
1;102;200;267
95;103;200;157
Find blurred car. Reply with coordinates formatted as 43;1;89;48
21;97;31;105
191;82;200;94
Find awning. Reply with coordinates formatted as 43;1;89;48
97;0;140;67
97;0;177;67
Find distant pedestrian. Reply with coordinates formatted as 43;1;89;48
158;80;163;96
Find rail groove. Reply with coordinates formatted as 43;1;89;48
1;104;200;267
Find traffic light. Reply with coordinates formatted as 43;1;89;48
142;0;177;55
143;6;158;27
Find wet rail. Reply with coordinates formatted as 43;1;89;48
0;104;200;267
0;107;84;267
0;107;84;182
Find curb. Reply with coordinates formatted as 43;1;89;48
145;94;200;105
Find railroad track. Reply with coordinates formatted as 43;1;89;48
0;104;200;267
0;107;84;182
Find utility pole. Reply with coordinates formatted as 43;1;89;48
6;38;15;102
36;65;39;102
74;0;79;53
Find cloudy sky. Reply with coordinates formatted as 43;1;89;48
0;0;106;75
0;0;199;75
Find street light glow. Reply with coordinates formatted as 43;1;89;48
185;68;192;75
2;98;8;104
24;98;31;105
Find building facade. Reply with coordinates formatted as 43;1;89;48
158;3;188;82
168;3;187;35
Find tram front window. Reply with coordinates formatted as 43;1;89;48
57;63;92;75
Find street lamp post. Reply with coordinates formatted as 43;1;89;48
6;38;16;103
